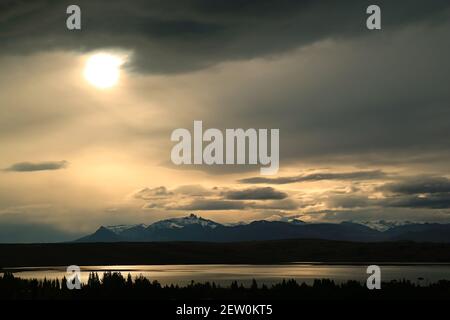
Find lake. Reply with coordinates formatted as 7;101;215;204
2;263;450;286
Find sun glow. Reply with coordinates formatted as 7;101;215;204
84;53;124;89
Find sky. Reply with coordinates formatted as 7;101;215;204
0;0;450;242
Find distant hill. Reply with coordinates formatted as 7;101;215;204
76;214;450;243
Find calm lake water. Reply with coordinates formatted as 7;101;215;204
2;264;450;286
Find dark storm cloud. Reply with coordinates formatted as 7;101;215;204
374;176;450;209
134;185;294;211
134;185;212;202
1;0;449;73
386;194;450;209
170;199;247;211
224;187;288;200
239;170;386;184
380;176;450;195
181;3;449;171
4;160;68;172
327;195;371;209
299;175;450;212
134;186;173;200
321;175;450;210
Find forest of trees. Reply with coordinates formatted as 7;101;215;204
1;272;450;300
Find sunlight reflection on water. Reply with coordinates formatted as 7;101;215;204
3;264;450;286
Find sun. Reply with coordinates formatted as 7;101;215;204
84;53;124;89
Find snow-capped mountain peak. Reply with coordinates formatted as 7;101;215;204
147;214;222;230
350;220;414;231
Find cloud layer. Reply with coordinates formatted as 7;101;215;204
240;170;387;184
1;0;449;73
4;160;68;172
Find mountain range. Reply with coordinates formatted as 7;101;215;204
76;214;450;243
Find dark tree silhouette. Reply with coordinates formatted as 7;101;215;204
1;272;449;300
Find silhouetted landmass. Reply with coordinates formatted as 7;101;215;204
1;272;449;300
78;215;450;243
1;239;450;267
